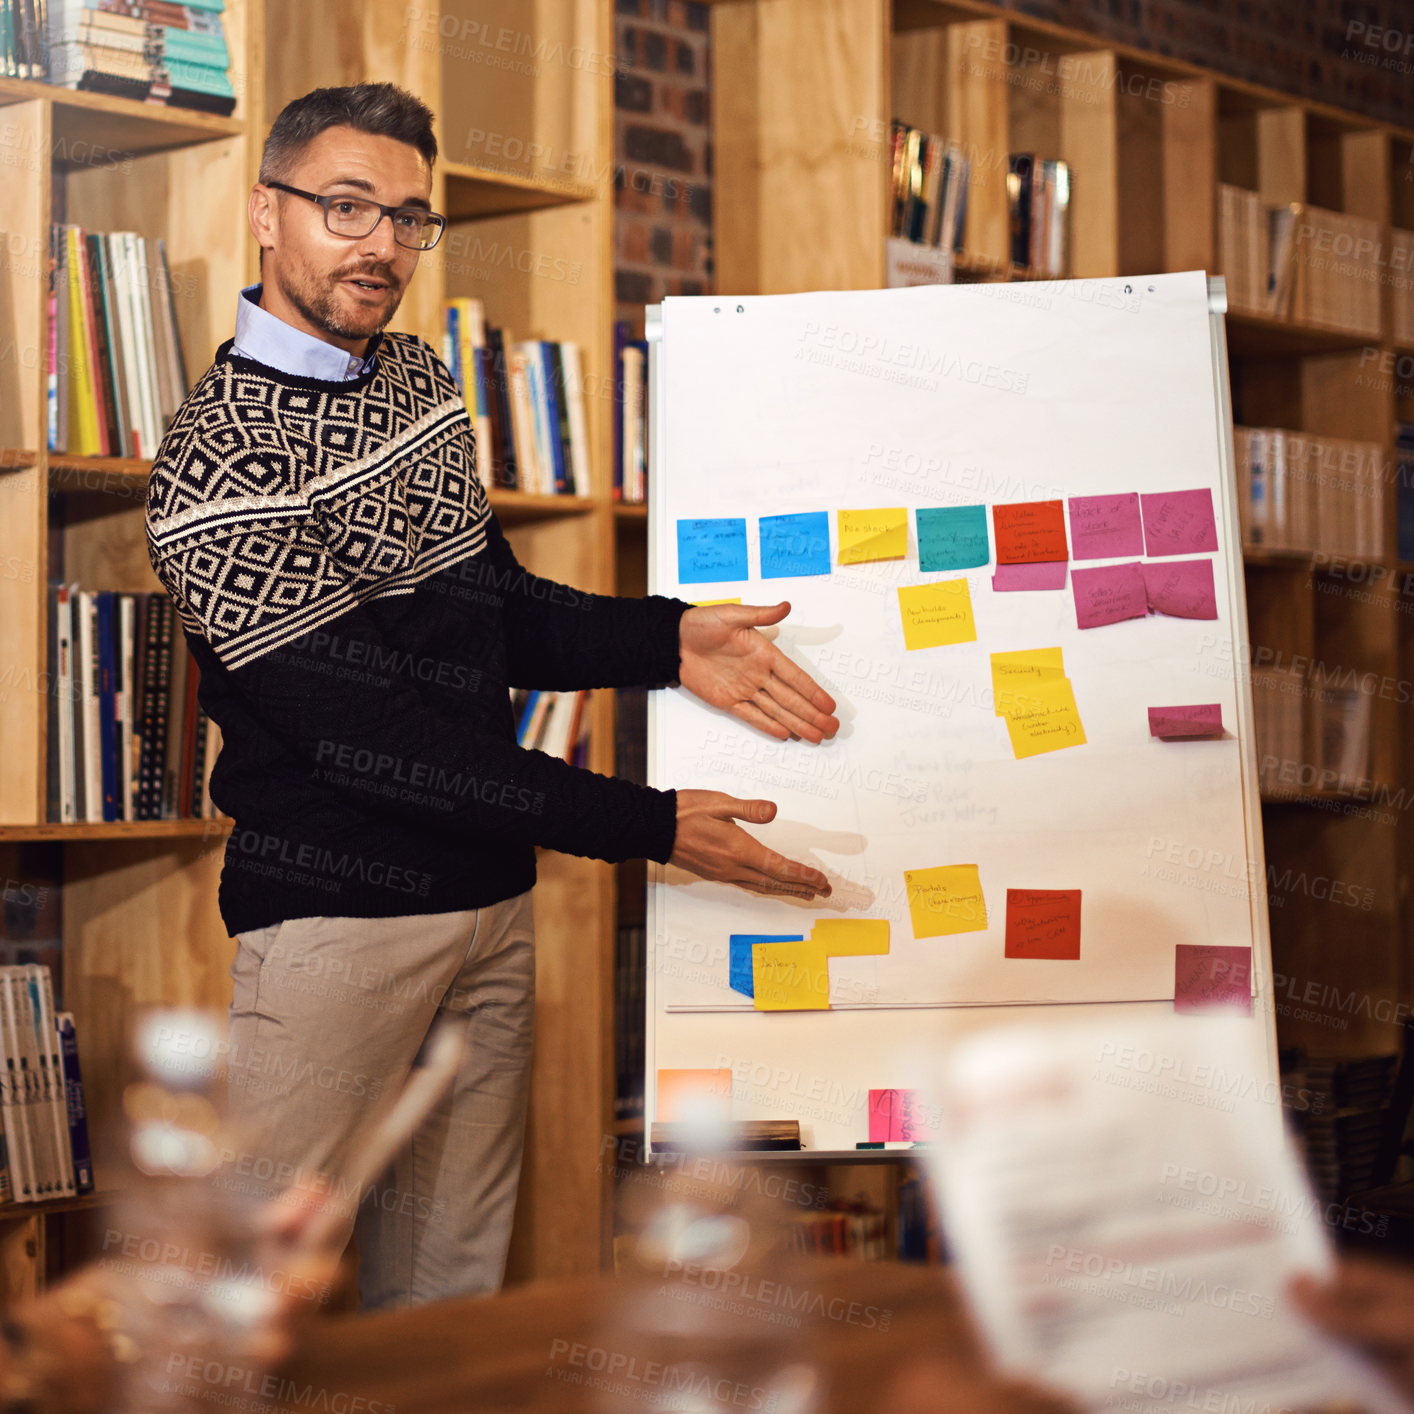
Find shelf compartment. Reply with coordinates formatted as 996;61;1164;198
441;161;596;223
0;819;232;841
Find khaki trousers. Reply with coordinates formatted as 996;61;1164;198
227;892;535;1310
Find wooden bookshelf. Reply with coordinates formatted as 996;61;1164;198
699;0;1414;1082
0;0;627;1300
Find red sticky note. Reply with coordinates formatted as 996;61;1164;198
1143;558;1217;619
1068;493;1144;560
1004;889;1082;960
1175;944;1252;1014
1149;704;1224;740
993;501;1068;564
1071;561;1147;629
992;560;1068;591
868;1088;937;1142
1141;489;1219;557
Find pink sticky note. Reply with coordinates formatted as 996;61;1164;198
1071;561;1147;629
992;560;1069;592
1175;944;1252;1014
1068;493;1144;560
1141;489;1219;557
1148;704;1224;739
1143;559;1217;619
868;1088;936;1141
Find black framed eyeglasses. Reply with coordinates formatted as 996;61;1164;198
265;181;446;251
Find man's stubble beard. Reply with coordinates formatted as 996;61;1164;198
276;259;406;342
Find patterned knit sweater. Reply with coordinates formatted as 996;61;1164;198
146;332;686;935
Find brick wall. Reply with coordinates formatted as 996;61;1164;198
613;0;711;336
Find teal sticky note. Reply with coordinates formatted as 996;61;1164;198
678;518;749;584
760;512;830;578
729;934;804;998
916;505;990;572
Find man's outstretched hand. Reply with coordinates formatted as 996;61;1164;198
669;791;831;900
678;602;839;743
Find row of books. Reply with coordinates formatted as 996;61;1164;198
780;1200;890;1259
614;322;648;503
1233;427;1386;558
1219;186;1383;336
1006;153;1071;277
1252;667;1372;796
441;298;590;498
889;121;970;253
2;0;237;115
509;688;590;767
46;586;218;824
48;223;189;460
1283;1051;1396;1204
614;924;645;1121
0;964;94;1205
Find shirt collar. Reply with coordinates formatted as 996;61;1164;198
231;284;376;382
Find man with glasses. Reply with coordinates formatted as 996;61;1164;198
144;82;838;1311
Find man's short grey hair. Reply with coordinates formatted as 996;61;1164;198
258;82;438;185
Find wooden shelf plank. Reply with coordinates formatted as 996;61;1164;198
441;161;596;223
0;77;242;162
1224;309;1382;354
0;819;232;841
613;502;648;521
0;1189;120;1221
0;449;37;473
488;490;596;524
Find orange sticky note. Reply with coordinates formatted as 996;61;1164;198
905;864;988;939
993;500;1068;564
1004;889;1082;959
656;1068;732;1121
753;939;832;1010
812;919;890;956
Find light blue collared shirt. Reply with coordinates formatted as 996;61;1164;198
231;284;375;382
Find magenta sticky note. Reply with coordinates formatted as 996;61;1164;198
1141;489;1219;557
868;1088;936;1141
1068;493;1144;560
1175;944;1252;1014
1071;561;1147;629
1142;558;1218;619
1148;704;1224;740
992;560;1069;592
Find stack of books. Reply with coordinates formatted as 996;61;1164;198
441;298;589;497
1233;426;1385;558
889;121;970;254
1251;666;1308;795
47;223;189;460
1219;186;1382;334
1286;1051;1397;1204
614;924;645;1121
46;586;218;824
2;0;49;76
1253;664;1374;798
614;320;647;503
508;688;589;767
1006;153;1070;276
781;1199;889;1259
0;964;94;1206
40;0;236;115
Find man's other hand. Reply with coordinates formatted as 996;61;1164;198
669;791;831;901
678;602;840;743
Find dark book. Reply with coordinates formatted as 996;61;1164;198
83;234;121;455
56;1014;93;1195
95;235;133;456
188;703;208;817
612;320;629;499
161;616;187;818
95;592;117;822
44;589;60;824
178;653;200;817
1008;153;1034;270
138;595;171;819
164;85;236;116
484;326;517;489
545;342;575;495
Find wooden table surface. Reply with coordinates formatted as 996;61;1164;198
272;1259;1072;1414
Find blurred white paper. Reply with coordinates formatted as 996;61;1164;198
927;1014;1411;1413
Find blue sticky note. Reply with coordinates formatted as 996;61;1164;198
760;512;831;578
678;518;749;584
916;505;990;573
729;934;804;998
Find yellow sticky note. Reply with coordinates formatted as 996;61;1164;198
691;597;742;606
811;918;890;956
991;648;1067;717
898;579;977;650
1004;678;1087;758
837;508;907;564
752;940;831;1010
905;864;988;939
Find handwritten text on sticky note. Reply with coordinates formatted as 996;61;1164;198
1071;561;1148;629
760;512;831;578
730;934;804;998
991;647;1066;717
1142;558;1217;619
1068;492;1144;560
993;500;1068;563
1141;488;1219;556
1004;678;1087;758
1004;889;1082;959
1175;944;1252;1014
916;505;990;572
868;1089;938;1142
898;578;977;650
677;518;748;584
1148;704;1224;740
838;508;907;564
905;864;988;939
752;939;831;1010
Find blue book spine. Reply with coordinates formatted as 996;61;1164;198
515;691;541;744
96;592;117;822
538;342;568;495
57;1014;94;1195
